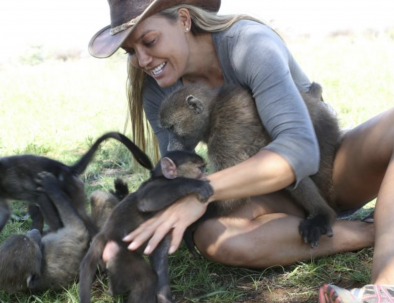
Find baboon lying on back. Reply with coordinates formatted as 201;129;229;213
0;171;90;293
0;131;152;235
79;150;213;303
0;175;131;293
158;82;342;248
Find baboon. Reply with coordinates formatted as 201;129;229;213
89;178;129;230
158;82;341;248
0;131;152;235
0;171;90;293
79;150;213;303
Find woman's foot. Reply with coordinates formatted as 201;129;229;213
319;284;394;303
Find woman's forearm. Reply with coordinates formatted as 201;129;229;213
207;149;296;202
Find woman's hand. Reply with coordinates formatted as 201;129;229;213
123;194;209;255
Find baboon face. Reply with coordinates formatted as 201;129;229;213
159;84;215;151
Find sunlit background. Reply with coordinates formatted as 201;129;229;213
1;0;394;61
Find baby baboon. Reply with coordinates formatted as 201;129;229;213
79;150;213;303
0;171;90;293
158;82;341;248
0;131;152;235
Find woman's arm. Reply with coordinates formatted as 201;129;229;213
123;148;295;255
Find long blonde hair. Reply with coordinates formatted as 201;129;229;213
127;5;266;160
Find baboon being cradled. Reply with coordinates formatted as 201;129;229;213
158;82;342;248
0;131;152;236
0;171;90;293
79;150;213;303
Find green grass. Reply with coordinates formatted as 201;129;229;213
0;30;393;302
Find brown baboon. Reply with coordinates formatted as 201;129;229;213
79;150;213;303
0;132;152;236
158;82;341;248
0;171;90;293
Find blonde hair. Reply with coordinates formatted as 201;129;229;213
126;5;266;160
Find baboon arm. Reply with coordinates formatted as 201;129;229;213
291;177;335;217
137;178;213;212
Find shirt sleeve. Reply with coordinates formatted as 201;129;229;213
228;23;320;187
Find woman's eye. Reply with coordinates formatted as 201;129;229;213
145;39;156;47
123;48;135;55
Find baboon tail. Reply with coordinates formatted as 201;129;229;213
71;132;153;175
79;235;106;303
112;178;129;201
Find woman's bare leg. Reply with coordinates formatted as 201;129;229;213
194;191;374;268
332;108;394;284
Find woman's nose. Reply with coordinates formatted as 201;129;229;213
137;49;152;68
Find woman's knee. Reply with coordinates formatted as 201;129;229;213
193;217;275;268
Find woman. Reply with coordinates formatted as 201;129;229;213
89;0;394;301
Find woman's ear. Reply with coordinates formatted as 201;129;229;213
177;8;191;31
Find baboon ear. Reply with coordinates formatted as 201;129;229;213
186;95;204;114
161;157;178;179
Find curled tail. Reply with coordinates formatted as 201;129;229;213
71;132;153;175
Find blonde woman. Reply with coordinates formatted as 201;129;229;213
89;0;394;301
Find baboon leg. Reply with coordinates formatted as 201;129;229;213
290;177;337;248
149;235;172;303
79;234;106;303
35;193;63;231
28;204;44;233
65;175;98;237
107;249;158;303
0;199;10;233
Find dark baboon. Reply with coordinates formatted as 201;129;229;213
0;131;152;235
79;150;213;303
0;171;90;293
158;82;341;247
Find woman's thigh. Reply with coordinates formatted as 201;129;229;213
333;107;394;210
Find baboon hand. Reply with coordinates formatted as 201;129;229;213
196;182;214;203
298;214;334;248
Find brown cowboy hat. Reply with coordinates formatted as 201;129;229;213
89;0;221;58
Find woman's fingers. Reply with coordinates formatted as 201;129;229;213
123;195;208;255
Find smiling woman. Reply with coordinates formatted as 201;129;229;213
87;0;394;303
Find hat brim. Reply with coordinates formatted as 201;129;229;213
88;0;221;58
89;25;134;58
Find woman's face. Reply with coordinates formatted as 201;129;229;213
121;14;190;87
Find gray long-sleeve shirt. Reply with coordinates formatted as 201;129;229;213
143;20;320;185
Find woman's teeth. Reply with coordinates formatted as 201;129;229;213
152;62;166;75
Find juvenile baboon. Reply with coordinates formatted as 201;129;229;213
158;82;341;248
0;171;90;293
79;150;213;303
0;131;152;235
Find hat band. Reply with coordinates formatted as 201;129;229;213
110;16;141;35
